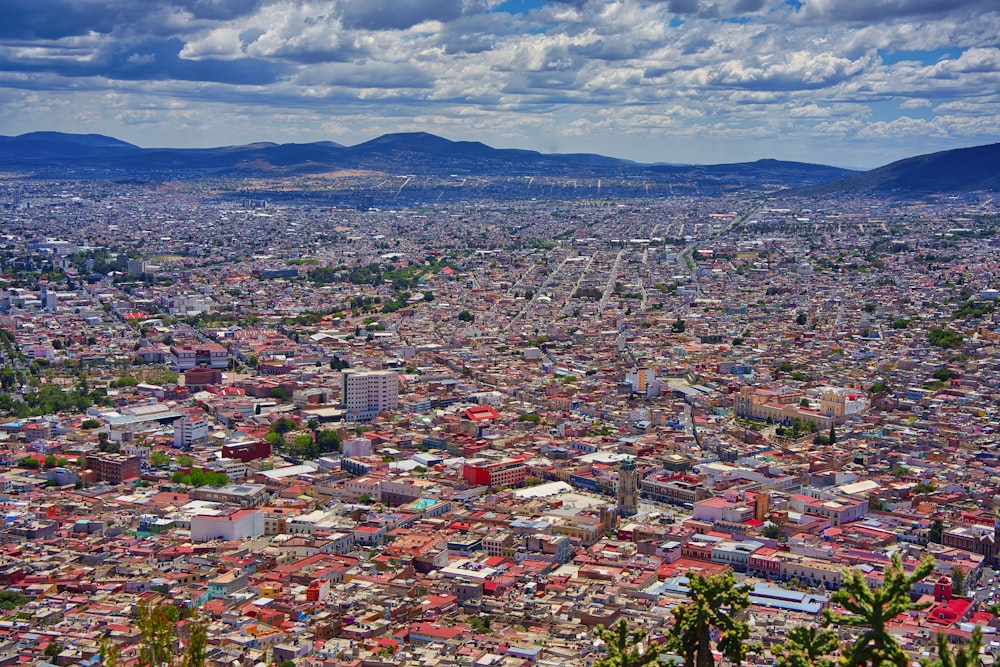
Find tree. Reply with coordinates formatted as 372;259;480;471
150;450;170;469
137;602;178;667
592;619;664;667
828;423;836;446
99;636;121;667
796;311;808;325
81;418;101;429
949;565;966;597
775;625;839;667
822;554;934;667
278;661;296;667
458;309;474;322
45;642;64;659
358;493;373;504
667;570;752;667
671;318;686;333
180;614;207;667
927;625;982;667
761;524;782;540
315;429;341;453
44;454;57;468
928;519;944;544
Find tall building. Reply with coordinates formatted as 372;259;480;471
341;369;399;421
617;457;639;517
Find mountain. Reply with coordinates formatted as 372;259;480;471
793;142;1000;195
41;132;1000;197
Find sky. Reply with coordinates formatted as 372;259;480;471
0;0;998;169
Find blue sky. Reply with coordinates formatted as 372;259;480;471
0;0;997;168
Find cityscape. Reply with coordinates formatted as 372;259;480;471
0;147;998;666
1;0;1000;666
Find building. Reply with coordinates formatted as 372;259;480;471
617;457;639;517
169;343;228;371
462;458;527;489
173;414;209;449
222;439;272;463
341;369;399;421
84;453;141;483
190;509;264;543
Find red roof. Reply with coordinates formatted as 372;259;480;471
464;405;500;421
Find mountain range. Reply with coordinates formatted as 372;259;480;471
1;131;998;195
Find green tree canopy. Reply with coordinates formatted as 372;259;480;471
592;619;665;667
667;570;752;667
822;554;934;667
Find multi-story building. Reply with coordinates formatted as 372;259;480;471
84;453;141;483
462;458;527;489
341;370;399;421
173;413;209;449
169;343;228;371
641;471;711;506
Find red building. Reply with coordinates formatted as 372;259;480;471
222;440;272;463
462;458;527;489
84;453;141;483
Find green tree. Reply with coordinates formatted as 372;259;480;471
671;318;686;333
99;636;121;667
796;311;808;325
45;642;64;659
180;614;207;667
458;309;474;322
315;429;341;453
927;625;982;667
761;524;782;540
949;565;966;597
592;619;664;667
822;555;934;667
81;418;101;429
776;625;839;667
43;454;57;468
667;570;752;667
928;519;944;544
278;660;296;667
358;493;374;505
137;602;178;667
150;450;170;469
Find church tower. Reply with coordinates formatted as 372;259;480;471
618;457;639;517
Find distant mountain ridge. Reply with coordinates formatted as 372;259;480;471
0;130;997;195
792;142;1000;195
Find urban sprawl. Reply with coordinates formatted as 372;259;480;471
1;177;999;666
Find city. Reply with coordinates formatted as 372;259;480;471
0;171;998;665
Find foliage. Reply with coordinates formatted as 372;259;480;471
927;327;964;349
180;614;208;667
458;309;474;322
775;625;839;667
667;570;752;667
81;418;101;429
925;625;982;667
0;590;29;610
822;554;935;667
150;450;170;469
891;318;910;329
928;519;944;544
137;602;177;667
761;524;782;540
592;619;665;667
671;318;686;333
170;468;229;487
949;565;965;597
517;412;541;424
358;493;374;504
19;456;40;469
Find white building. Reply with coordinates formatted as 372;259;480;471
341;370;398;421
173;414;209;448
190;508;264;543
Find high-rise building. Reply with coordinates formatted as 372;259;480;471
341;369;399;421
617;457;639;517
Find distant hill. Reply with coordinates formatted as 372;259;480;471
793;142;1000;195
0;129;873;194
